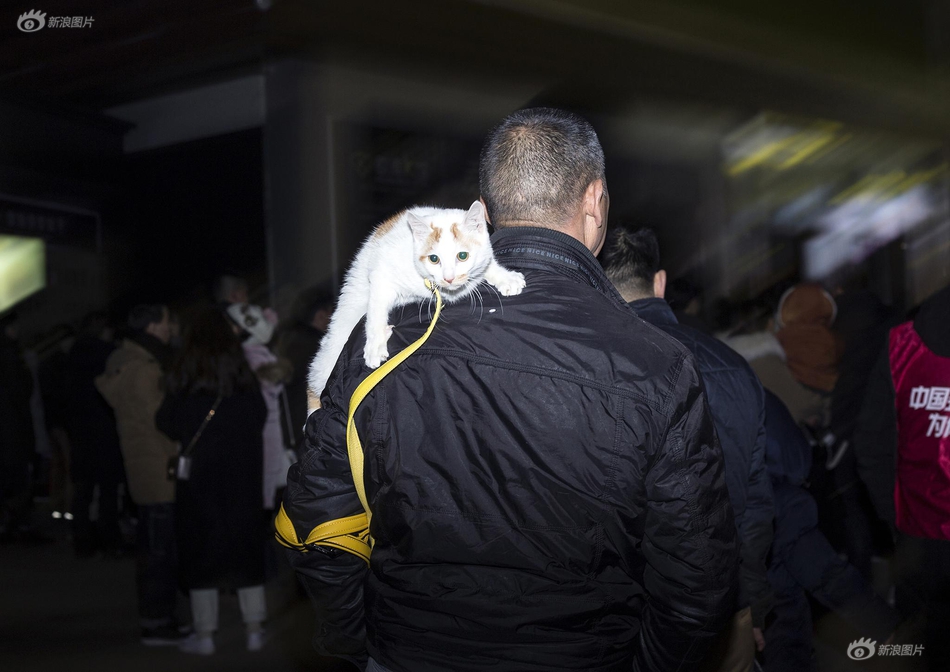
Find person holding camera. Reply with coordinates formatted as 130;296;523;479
96;304;183;646
156;307;268;655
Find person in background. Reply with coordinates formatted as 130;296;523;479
0;310;39;542
762;389;898;672
213;275;249;306
95;304;184;645
723;303;828;427
818;290;897;580
65;312;125;556
603;227;772;672
156;308;268;655
226;302;293;514
38;324;76;522
773;284;841;395
855;283;950;671
275;286;334;450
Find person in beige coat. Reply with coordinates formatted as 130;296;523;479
96;304;185;646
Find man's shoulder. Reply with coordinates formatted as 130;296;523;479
401;279;694;400
664;322;755;375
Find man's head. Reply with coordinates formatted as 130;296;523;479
601;227;667;302
128;304;171;344
479;107;608;253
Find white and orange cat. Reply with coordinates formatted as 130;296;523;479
307;200;525;408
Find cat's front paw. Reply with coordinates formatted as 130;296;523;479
363;325;393;369
491;270;526;296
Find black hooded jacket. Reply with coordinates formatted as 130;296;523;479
855;284;950;526
630;298;772;628
283;227;738;672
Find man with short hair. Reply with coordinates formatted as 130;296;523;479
283;108;738;672
603;227;772;672
96;304;183;645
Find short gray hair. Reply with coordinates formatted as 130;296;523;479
479;108;605;228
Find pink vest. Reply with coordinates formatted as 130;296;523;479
889;321;950;540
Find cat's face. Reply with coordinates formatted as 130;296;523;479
408;201;492;295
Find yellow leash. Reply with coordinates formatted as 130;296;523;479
276;281;443;564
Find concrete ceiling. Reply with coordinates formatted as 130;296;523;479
2;0;949;136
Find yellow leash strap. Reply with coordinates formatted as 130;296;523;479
274;508;372;562
275;281;443;564
346;280;443;542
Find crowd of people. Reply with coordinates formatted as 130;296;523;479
0;277;334;655
1;106;948;671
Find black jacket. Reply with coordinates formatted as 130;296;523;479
283;227;738;672
156;387;267;590
631;298;772;627
855;283;950;527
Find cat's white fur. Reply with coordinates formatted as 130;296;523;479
307;200;525;405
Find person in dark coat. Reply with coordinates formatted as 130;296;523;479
761;389;898;672
813;290;897;579
65;312;126;556
37;325;76;520
855;283;950;670
275;286;334;450
0;311;37;540
603;227;773;672
156;307;268;656
281;108;738;672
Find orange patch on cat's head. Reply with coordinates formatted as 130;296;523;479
372;210;405;238
418;225;442;261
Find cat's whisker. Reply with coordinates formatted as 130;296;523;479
484;282;504;316
473;286;485;324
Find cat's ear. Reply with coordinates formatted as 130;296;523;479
406;210;431;238
462;200;486;232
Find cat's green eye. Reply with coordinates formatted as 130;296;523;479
428;254;440;264
457;251;469;261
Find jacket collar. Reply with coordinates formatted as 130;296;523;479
491;227;628;310
126;332;171;369
629;297;678;327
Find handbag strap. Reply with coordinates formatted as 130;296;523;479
278;388;296;448
181;395;223;457
346;281;444;545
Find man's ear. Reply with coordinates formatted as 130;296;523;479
586;180;606;228
653;270;667;299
